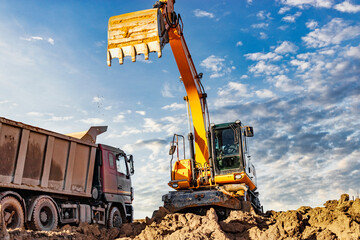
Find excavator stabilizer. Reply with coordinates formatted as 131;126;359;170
107;8;168;66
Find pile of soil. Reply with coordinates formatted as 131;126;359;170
3;194;360;239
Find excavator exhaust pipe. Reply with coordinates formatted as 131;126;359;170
107;8;169;66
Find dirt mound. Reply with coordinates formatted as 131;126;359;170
2;194;360;239
116;194;360;240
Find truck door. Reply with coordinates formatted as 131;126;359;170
102;151;118;195
115;154;131;198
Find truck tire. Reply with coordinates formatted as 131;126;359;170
108;206;122;228
0;196;24;229
29;198;58;231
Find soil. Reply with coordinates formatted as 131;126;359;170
3;194;360;239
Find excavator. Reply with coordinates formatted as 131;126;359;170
107;0;262;215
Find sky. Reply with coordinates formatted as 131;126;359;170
0;0;359;219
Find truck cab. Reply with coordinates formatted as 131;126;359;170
93;144;134;224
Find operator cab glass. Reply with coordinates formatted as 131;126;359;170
214;125;242;172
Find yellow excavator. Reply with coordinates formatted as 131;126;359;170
107;0;262;215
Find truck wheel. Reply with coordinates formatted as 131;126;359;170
30;198;58;231
108;206;122;228
0;196;24;229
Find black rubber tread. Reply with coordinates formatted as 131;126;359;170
0;196;24;229
108;206;122;228
28;197;58;231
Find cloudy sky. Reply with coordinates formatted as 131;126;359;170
1;0;359;219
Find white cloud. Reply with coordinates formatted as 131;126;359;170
215;82;253;107
143;118;163;133
302;18;360;48
275;41;299;54
260;32;268;39
218;82;248;97
251;23;269;28
241;75;249;79
279;0;333;8
290;59;310;71
49;116;73;121
255;89;277;98
193;9;214;18
282;11;302;22
256;11;272;20
113;114;125;123
279;6;291;14
47;38;55;45
200;55;232;78
249;61;281;75
162;102;186;111
334;1;360;13
270;75;303;92
161;82;174;98
306;20;319;29
92;96;104;103
135;111;146;116
244;52;282;61
236;41;243;47
27;111;44;117
346;44;360;58
81;118;105;125
21;36;55;45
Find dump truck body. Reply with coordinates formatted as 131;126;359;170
0;117;134;230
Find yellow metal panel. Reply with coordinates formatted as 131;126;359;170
214;172;256;191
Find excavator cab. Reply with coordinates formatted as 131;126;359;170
212;121;250;174
210;121;257;190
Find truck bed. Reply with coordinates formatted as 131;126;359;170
0;117;97;198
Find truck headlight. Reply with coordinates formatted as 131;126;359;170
172;183;179;188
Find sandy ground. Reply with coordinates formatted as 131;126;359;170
2;194;360;240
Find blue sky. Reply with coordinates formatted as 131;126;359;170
1;0;360;219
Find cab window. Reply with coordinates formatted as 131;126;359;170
116;155;128;175
108;153;115;168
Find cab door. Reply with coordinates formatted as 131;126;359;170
115;154;131;198
101;150;118;195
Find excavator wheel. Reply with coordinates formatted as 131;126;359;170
29;197;58;231
0;196;24;229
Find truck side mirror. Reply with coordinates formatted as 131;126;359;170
128;155;135;175
245;126;254;137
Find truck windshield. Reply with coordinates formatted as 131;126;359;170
214;128;240;171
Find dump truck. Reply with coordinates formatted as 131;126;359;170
0;117;134;231
107;0;262;216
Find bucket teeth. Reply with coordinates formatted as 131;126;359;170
107;8;168;65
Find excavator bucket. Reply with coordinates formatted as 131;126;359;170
107;8;168;66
